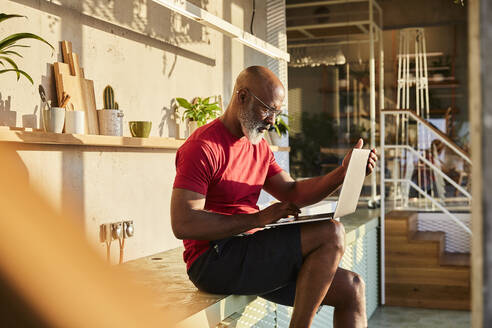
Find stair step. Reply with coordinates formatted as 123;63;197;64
441;252;470;267
384;211;470;310
386;283;470;310
385;210;418;236
411;231;445;242
386;266;470;287
386;236;441;252
386;254;441;267
386;210;418;221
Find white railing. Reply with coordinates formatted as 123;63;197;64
385;178;471;235
379;109;472;305
380;110;472;233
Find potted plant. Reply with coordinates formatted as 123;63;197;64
0;13;54;83
176;96;221;135
98;85;124;136
0;13;53;127
268;113;290;145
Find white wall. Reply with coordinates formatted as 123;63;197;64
1;0;271;263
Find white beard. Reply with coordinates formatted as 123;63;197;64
239;105;268;145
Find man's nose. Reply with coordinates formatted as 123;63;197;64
265;113;276;126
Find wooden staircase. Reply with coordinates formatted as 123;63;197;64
385;210;470;310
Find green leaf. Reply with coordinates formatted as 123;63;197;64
0;50;23;57
0;56;20;79
274;125;281;136
0;33;54;52
0;14;26;24
176;97;192;109
3;44;30;50
0;68;33;84
203;97;210;105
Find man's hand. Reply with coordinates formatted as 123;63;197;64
257;201;301;227
342;138;378;176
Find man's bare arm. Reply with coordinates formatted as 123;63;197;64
170;188;300;240
264;139;378;208
263;166;346;208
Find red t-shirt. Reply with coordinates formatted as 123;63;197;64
173;118;283;269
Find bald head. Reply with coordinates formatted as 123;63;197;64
234;66;285;101
221;66;285;144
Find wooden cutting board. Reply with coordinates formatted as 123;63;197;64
54;62;99;135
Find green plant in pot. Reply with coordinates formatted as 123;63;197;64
0;13;54;84
103;85;120;110
176;96;221;135
271;113;290;136
98;85;124;136
268;113;290;145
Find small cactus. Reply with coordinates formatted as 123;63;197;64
103;85;118;109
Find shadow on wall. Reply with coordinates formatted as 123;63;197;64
11;0;216;70
0;93;17;127
159;98;179;138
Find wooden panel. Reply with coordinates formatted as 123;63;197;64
54;62;99;135
61;40;74;75
441;252;471;267
385;209;471;310
412;231;445;242
386;283;470;310
386;266;470;287
386;236;441;254
385;210;418;220
80;78;99;135
386;254;440;267
385;218;416;236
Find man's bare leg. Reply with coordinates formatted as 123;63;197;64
323;267;367;328
289;220;367;328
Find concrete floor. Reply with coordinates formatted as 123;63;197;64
368;306;471;328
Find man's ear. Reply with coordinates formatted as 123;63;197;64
237;89;248;103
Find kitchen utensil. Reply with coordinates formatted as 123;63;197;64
54;60;99;134
60;93;71;108
38;85;51;110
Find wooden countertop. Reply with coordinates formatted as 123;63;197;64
124;247;255;326
124;210;379;325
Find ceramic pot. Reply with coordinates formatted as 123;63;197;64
98;109;124;136
268;131;283;146
188;120;199;136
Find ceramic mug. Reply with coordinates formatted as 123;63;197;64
65;110;85;134
43;107;66;133
129;121;152;138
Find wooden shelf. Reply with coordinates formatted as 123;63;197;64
0;127;290;152
269;145;291;152
153;0;289;62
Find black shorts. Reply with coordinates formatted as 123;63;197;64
187;225;303;306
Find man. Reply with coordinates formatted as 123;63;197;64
171;66;378;328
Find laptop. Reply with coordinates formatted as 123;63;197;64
265;149;371;227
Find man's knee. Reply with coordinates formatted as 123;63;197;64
319;220;345;254
301;220;346;256
347;272;365;304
